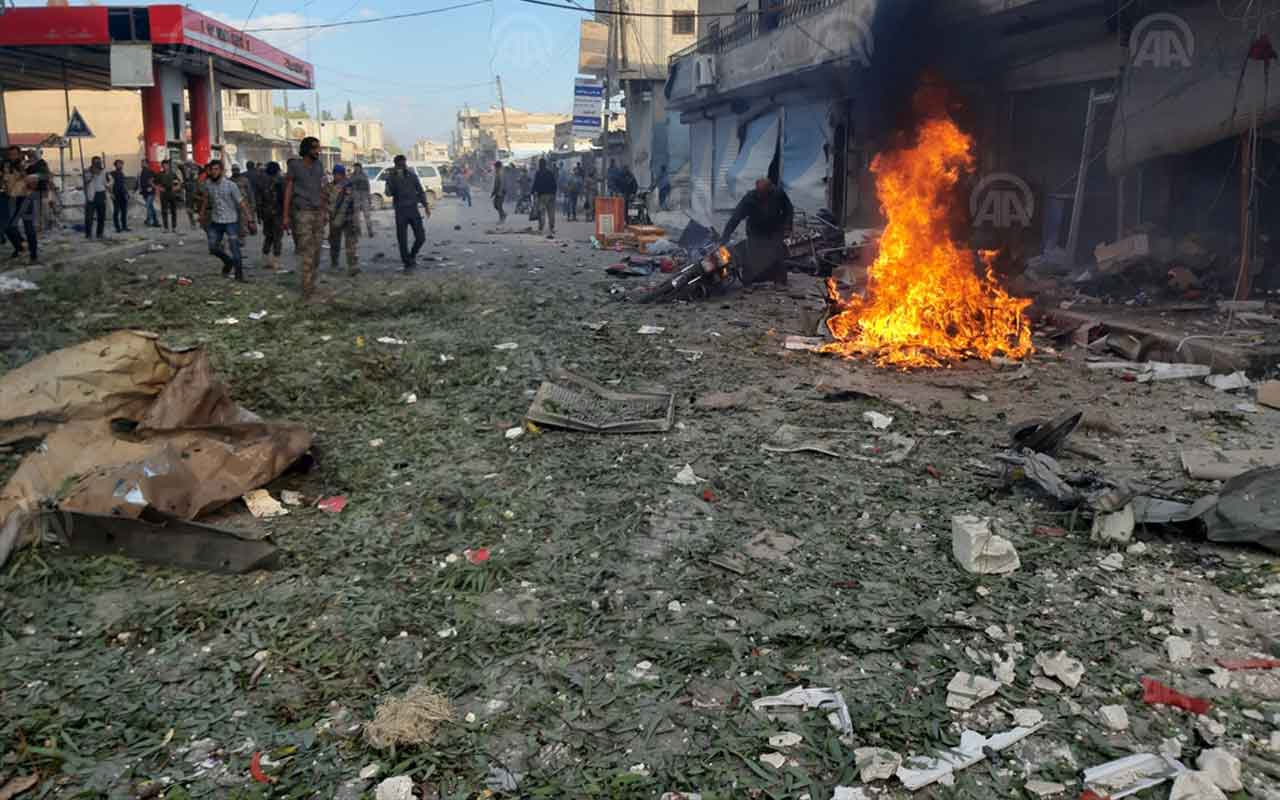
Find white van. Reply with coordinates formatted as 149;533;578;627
363;162;444;209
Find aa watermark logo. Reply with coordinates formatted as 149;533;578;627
490;12;557;72
970;173;1035;229
1131;12;1194;68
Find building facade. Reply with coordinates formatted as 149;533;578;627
454;107;571;160
586;0;698;206
410;139;451;162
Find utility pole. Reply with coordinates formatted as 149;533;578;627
602;0;615;198
495;76;513;158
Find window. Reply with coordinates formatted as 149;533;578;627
416;166;438;178
108;8;150;41
349;125;358;137
672;11;695;35
365;168;383;183
235;93;252;109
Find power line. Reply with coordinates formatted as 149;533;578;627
517;0;771;19
242;0;262;30
246;0;491;32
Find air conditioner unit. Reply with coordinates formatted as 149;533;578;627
693;54;717;88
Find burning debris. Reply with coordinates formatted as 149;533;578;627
824;99;1033;368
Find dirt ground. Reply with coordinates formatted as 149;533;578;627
2;197;1279;799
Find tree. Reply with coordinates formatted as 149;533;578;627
344;100;354;121
320;110;334;121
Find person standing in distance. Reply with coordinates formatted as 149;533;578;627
382;155;429;271
283;136;329;300
491;161;507;224
83;156;108;240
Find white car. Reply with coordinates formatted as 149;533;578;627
364;161;443;209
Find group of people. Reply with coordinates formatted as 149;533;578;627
185;137;430;299
482;156;671;229
0;145;52;264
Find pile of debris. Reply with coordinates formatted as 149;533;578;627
0;330;312;568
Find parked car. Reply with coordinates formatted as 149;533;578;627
363;161;443;209
440;166;461;196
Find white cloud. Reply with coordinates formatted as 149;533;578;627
203;9;334;54
356;8;379;19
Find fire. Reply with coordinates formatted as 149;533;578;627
823;111;1033;368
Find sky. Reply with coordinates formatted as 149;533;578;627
18;0;586;148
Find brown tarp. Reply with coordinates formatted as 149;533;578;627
0;331;312;566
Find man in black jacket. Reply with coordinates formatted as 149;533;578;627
721;178;794;285
531;158;557;238
383;154;430;270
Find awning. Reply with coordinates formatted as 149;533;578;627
726;111;779;199
781;101;829;213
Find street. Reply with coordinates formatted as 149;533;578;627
2;195;1280;798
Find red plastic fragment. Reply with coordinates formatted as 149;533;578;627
464;547;491;565
1215;657;1280;671
1079;791;1109;800
1140;676;1212;715
249;751;273;784
317;495;348;514
702;489;717;503
925;464;941;479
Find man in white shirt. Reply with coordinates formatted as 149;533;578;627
83;157;107;240
197;160;257;281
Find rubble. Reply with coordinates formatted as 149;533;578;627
896;724;1042;791
945;671;1001;710
951;515;1021;574
852;747;901;782
1164;635;1193;663
374;775;414;800
1024;779;1066;797
1082;752;1186;798
1099;704;1130;731
1194;749;1243;792
1034;651;1085;688
1091;504;1135;543
1168;771;1228;800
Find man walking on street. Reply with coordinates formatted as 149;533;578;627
84;156;107;240
157;159;180;231
257;161;285;269
283;136;329;300
532;157;557;238
139;162;159;227
351;163;374;237
566;164;583;221
197;159;256;281
109;159;130;232
327;165;361;276
583;165;598;222
383;154;429;271
491;161;507;224
183;161;200;227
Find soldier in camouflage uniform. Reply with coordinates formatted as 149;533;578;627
183;161;201;227
257;161;285;269
283;137;329;300
327;165;361;276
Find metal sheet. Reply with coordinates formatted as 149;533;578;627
51;511;280;573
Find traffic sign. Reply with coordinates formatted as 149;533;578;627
64;107;94;139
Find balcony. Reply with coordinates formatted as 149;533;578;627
667;0;874;106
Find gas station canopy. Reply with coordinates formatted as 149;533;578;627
0;5;314;91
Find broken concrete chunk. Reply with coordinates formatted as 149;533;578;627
375;775;414;800
1164;635;1193;663
1169;771;1228;800
952;515;1021;575
1024;779;1066;798
768;732;803;749
1091;504;1134;544
945;671;1001;711
1035;651;1085;689
896;725;1041;791
1195;749;1242;792
853;747;901;782
1012;708;1044;728
831;789;869;800
1099;552;1125;571
1258;380;1280;409
1032;676;1064;694
758;751;787;769
993;656;1016;685
1099;704;1130;731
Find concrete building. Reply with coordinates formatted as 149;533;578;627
410;139;451;162
454;107;571;160
585;0;698;205
4;90;146;173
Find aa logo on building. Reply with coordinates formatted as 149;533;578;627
490;12;557;71
970;173;1034;229
1130;12;1194;68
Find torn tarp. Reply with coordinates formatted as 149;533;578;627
0;331;312;567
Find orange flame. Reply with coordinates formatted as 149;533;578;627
823;112;1033;368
